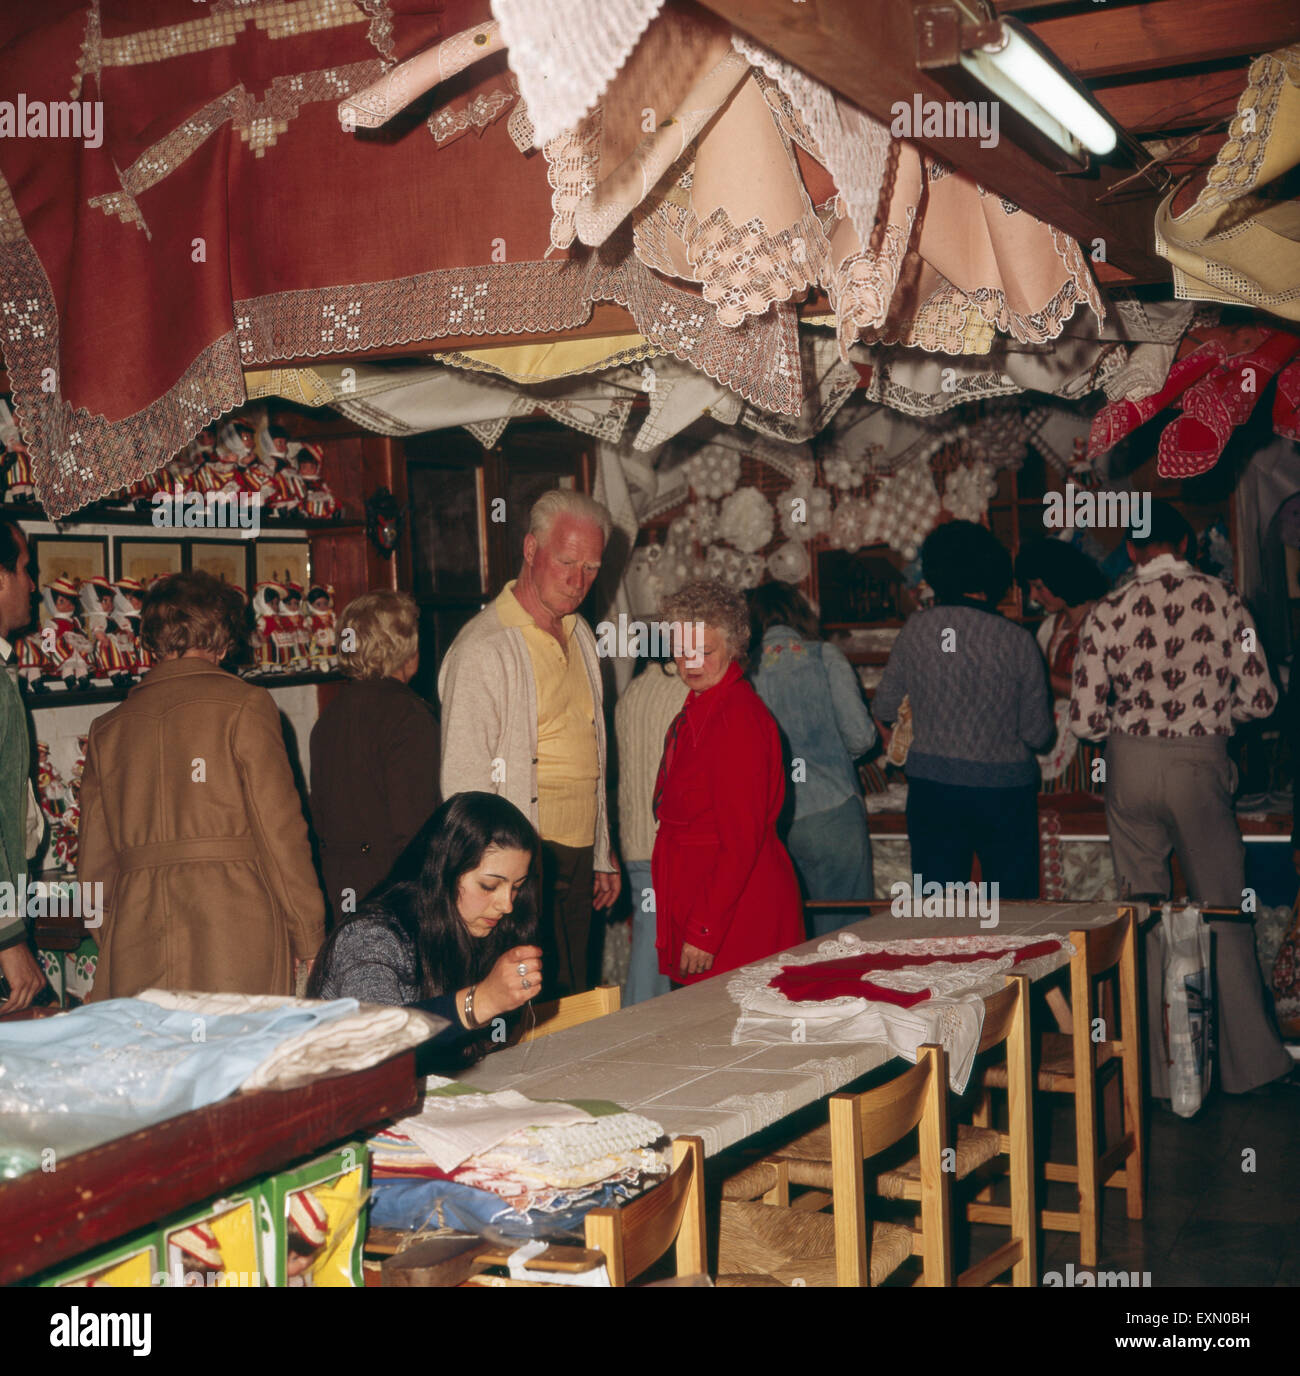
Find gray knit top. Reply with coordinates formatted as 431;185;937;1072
873;604;1054;788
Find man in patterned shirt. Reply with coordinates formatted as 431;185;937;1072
1070;500;1293;1095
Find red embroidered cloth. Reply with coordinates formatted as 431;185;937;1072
769;939;1063;1009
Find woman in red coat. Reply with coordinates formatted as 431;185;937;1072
651;579;803;985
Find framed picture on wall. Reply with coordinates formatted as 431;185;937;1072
255;540;309;591
188;540;251;591
29;535;109;588
115;538;184;586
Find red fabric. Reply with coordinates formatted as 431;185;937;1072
769;939;1062;1006
651;661;803;984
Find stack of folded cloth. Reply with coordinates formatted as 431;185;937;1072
367;1082;670;1238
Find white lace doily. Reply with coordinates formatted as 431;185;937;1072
727;931;1074;1093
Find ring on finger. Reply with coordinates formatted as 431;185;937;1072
517;962;527;977
521;976;531;989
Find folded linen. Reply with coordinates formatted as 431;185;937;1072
729;932;1073;1092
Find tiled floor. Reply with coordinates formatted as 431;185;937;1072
1042;1082;1299;1288
960;1077;1300;1288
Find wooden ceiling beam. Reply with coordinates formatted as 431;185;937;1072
1090;66;1249;134
693;0;1167;281
1029;0;1300;80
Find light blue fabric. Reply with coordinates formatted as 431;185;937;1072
368;1174;646;1240
0;996;361;1168
624;860;669;1005
749;626;877;820
787;795;874;934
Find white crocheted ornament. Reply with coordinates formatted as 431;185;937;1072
827;495;873;551
822;447;871;490
718;486;775;553
686;443;741;500
767;540;811;583
941;462;998;523
778;480;832;542
682;498;720;545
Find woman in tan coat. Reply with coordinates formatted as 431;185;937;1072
79;571;324;1000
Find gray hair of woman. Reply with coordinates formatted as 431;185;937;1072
658;578;751;671
337;588;419;680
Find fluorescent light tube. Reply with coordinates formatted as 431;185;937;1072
959;21;1118;159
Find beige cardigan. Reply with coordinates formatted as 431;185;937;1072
437;599;614;871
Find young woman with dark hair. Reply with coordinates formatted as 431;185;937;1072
308;791;543;1045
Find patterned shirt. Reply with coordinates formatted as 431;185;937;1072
1069;554;1277;741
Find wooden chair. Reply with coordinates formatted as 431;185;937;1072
873;974;1037;1286
830;1044;955;1287
976;910;1144;1268
583;1136;707;1286
741;976;1036;1286
716;1048;954;1287
513;984;621;1044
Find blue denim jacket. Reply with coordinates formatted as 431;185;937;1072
749;626;877;821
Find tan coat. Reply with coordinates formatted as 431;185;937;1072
78;658;324;1000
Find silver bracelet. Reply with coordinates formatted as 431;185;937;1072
463;984;478;1029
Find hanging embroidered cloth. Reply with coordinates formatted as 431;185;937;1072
1154;45;1300;322
1;0;1102;517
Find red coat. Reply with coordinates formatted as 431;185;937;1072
652;661;803;984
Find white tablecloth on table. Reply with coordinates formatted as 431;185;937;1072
457;903;1126;1156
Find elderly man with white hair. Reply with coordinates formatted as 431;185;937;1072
439;489;620;996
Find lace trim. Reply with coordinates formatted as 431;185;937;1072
573;48;752;248
1185;47;1299;215
102;0;367;67
353;0;396;63
428;87;516;147
864;365;1020;418
88;60;381;230
492;0;667;148
543;109;603;255
685;201;831;329
73;0;102;99
731;32;891;259
339;21;503;128
826;216;914;357
2;213;802;515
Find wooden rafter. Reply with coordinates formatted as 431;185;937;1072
1090;66;1250;134
693;0;1169;282
1030;0;1300;79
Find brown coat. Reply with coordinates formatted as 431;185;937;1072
78;658;325;1000
309;677;440;916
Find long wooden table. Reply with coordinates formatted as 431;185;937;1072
458;902;1128;1157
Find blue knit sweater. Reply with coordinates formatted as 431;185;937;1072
873;603;1053;788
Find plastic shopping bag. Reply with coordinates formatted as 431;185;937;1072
1161;903;1213;1118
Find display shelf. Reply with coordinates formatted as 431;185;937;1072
0;1049;419;1286
2;500;362;531
20;669;344;707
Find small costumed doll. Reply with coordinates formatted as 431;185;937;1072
305;585;337;671
296;446;341;520
2;443;35;503
114;577;151;677
251;581;289;672
285;1188;330;1284
15;630;50;693
41;577;94;691
279;582;309;671
265;461;307;521
81;578;134;687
